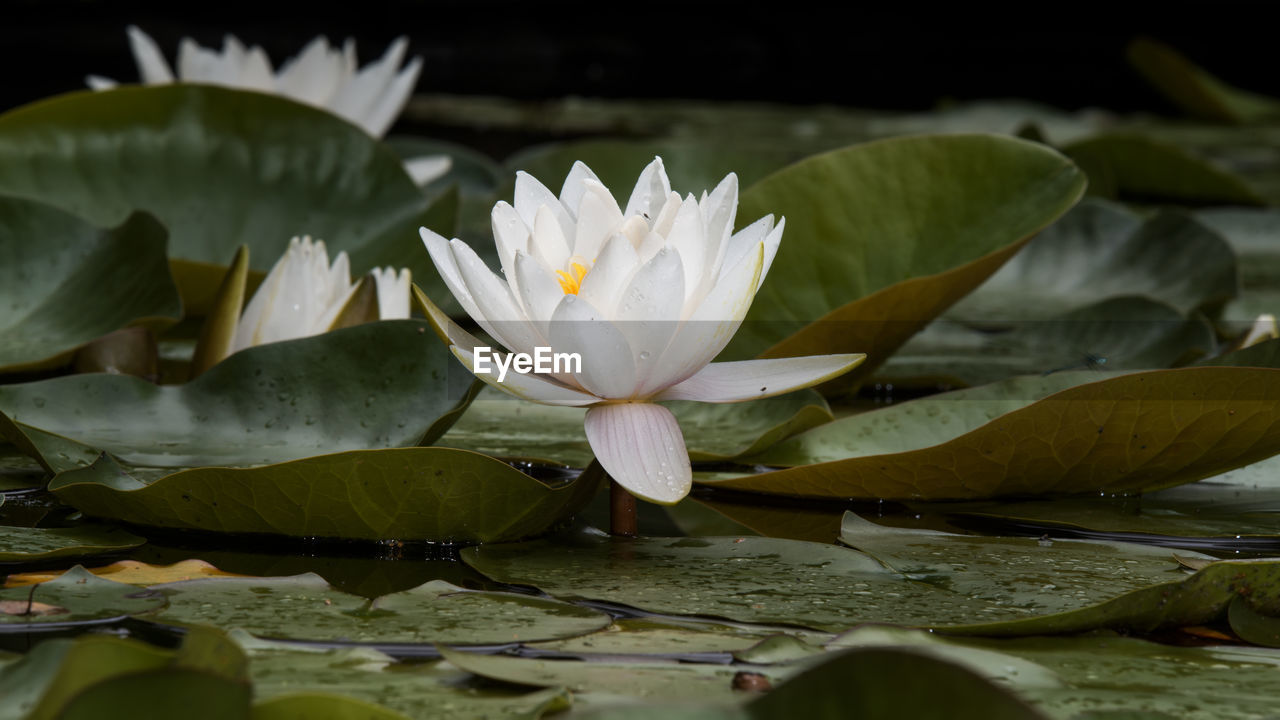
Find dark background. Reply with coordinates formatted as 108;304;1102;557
1;1;1271;119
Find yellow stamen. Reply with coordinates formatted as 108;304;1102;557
556;261;590;295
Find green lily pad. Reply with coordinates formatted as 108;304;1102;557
439;387;830;466
0;201;180;374
0;85;451;315
563;646;1048;720
828;626;1280;720
1127;37;1280;124
527;618;827;658
947;200;1238;325
1062;133;1265;206
0;566;165;628
708;366;1280;500
0;635;174;720
241;637;570;720
144;574;611;646
879;298;1217;388
57;668;251;720
48;447;598;543
1194;207;1280;323
0;321;475;467
937;557;1280;637
838;513;1201;620
438;645;798;708
0;525;143;562
250;694;409;720
1;626;253;720
722;134;1086;388
464;533;1208;633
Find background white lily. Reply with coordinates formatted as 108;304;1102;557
86;26;449;185
223;236;410;357
420;157;864;504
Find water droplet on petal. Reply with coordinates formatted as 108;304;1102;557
639;351;651;360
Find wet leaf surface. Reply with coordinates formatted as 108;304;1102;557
439;387;829;466
144;574;611;646
0;566;165;628
241;636;570;720
0;321;475;467
0;203;180;374
0;525;144;563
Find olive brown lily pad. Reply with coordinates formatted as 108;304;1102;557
705;365;1280;500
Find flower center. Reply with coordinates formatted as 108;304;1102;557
556;256;591;295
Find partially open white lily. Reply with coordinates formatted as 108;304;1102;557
86;26;449;184
420;157;865;504
192;237;411;375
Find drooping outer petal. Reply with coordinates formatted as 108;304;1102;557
654;354;866;403
585;403;691;504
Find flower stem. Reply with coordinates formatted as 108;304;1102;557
610;478;638;537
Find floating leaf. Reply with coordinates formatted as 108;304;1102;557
1062;133;1265;206
464;533;1200;633
250;694;409;720
527;618;825;658
0;567;165;628
49;448;598;543
5;559;246;589
723;134;1086;390
937;558;1280;637
0;525;143;563
439;645;797;708
880;298;1216;388
948;200;1238;325
439;387;829;465
0;321;475;467
1127;37;1280;123
838;513;1200;620
708;366;1280;500
242;637;570;720
56;669;251;720
0;202;180;374
0;86;451;314
829;625;1280;720
144;574;611;646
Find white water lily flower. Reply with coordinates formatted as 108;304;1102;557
230;236;410;353
420;157;864;504
86;26;450;184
